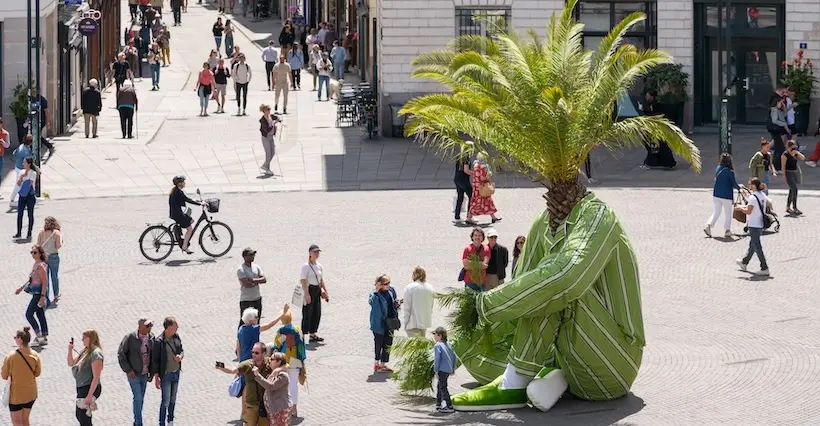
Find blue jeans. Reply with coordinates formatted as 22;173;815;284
198;87;210;109
25;292;48;335
159;370;180;425
762;173;770;195
317;75;330;99
333;60;345;80
47;253;60;297
150;63;161;87
128;374;149;426
215;36;222;50
742;227;768;270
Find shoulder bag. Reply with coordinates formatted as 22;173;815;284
228;374;245;398
2;350;36;405
384;289;401;331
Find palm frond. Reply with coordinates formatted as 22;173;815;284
390;337;435;395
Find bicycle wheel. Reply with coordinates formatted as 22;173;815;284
139;225;174;262
199;221;234;257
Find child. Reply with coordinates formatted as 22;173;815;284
432;326;457;413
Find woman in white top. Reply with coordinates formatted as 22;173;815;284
300;244;328;342
37;216;63;302
14;157;39;240
402;266;435;337
736;178;770;276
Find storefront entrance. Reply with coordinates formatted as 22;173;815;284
693;2;785;125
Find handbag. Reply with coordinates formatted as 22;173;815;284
385;316;401;331
457;268;466;282
291;285;304;307
478;181;495;197
1;379;9;406
228;374;245;398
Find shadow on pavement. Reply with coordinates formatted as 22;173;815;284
200;0;282;51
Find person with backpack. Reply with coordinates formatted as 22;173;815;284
232;54;252;115
748;137;776;195
736;178;770;276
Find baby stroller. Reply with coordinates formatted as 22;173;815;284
733;186;780;233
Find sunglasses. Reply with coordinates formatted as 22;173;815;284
30;250;39;254
252;351;262;355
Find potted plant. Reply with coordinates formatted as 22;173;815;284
9;82;30;144
781;50;817;135
644;63;690;126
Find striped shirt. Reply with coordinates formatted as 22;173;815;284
476;194;645;400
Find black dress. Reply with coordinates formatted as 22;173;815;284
168;187;198;227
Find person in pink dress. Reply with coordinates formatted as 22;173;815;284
468;153;501;225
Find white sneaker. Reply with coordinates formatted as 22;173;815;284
703;225;712;237
38;336;48;345
724;230;733;238
736;259;747;271
807;161;817;168
754;269;770;276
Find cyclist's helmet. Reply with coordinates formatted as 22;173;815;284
172;175;186;185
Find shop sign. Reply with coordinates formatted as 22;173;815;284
81;9;102;20
78;17;99;36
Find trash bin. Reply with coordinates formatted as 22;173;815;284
389;104;406;138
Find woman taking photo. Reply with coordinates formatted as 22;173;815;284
37;217;63;302
781;140;806;215
258;104;278;175
15;245;49;346
273;309;307;417
195;62;215;116
511;235;526;277
168;175;202;254
461;228;489;291
14;157;38;240
469;153;501;225
253;352;291;425
67;329;103;426
2;327;41;426
369;275;400;373
704;153;741;238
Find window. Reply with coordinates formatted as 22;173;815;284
455;8;511;38
576;2;657;51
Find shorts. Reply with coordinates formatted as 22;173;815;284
215;84;227;95
9;400;35;412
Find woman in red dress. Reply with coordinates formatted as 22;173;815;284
469;153;501;225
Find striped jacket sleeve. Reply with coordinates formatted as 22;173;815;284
477;201;621;324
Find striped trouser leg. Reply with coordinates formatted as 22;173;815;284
507;313;562;378
452;321;517;385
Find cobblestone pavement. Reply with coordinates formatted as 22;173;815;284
0;188;818;425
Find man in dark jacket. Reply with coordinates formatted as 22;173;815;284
81;79;102;138
485;228;509;290
118;318;155;426
170;0;182;25
151;317;184;426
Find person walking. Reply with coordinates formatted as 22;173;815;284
272;310;306;418
262;41;279;90
195;62;215;117
36;217;62;302
511;235;526;277
68;329;104;426
2;327;41;426
148;42;161;90
300;244;328;343
308;44;321;91
213;59;231;114
736;178;770;276
704;153;741;238
151;317;184;426
288;45;304;90
14;246;49;346
208;49;220;72
81;79;102;138
253;352;291;426
461;227;489;291
330;41;345;80
129;0;139;21
315;52;332;101
258;104;279;175
126;40;142;81
432;326;456;413
468;153;501;225
748;137;776;195
278;21;295;58
237;247;267;328
157;28;171;67
216;342;272;426
453;147;473;223
224;19;235;57
117;80;138;139
170;0;181;25
485;228;508;290
272;55;292;114
9;136;33;209
111;52;133;94
117;318;154;426
402;266;434;338
781;139;805;215
14;158;39;240
233;53;251;115
767;97;790;171
369;275;400;373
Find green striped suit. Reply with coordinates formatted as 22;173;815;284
457;194;645;400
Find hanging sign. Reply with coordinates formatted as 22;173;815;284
78;17;99;36
81;9;102;20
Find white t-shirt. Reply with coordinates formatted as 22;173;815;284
786;97;795;125
317;29;328;45
316;59;332;77
300;262;323;286
746;191;770;228
237;263;263;302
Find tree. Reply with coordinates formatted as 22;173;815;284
400;0;701;231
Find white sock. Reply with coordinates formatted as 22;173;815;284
499;363;533;390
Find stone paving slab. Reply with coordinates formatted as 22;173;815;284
0;188;818;425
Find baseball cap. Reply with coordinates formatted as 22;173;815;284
431;326;448;338
138;317;154;326
242;247;257;256
309;244;321;252
486;228;498;238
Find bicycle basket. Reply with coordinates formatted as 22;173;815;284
205;198;220;213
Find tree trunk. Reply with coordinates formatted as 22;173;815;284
546;180;589;232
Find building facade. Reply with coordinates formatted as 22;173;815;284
377;0;815;135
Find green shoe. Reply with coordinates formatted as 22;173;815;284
452;375;529;411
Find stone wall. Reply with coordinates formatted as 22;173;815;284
785;0;820;132
657;0;694;133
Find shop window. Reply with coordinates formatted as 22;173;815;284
577;1;657;50
707;6;777;30
455;8;510;38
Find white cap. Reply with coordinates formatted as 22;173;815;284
486;228;498;238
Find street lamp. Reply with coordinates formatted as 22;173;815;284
717;0;733;155
27;0;43;196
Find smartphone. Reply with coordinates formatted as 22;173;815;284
70;337;74;345
215;361;225;368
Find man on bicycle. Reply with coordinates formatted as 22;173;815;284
168;175;203;253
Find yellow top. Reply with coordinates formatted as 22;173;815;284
1;349;41;404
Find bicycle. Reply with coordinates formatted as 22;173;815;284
138;190;234;262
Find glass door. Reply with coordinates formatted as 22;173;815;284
736;40;780;123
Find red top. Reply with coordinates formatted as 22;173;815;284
462;243;489;285
198;70;213;85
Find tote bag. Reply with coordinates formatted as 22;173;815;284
1;379;9;405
